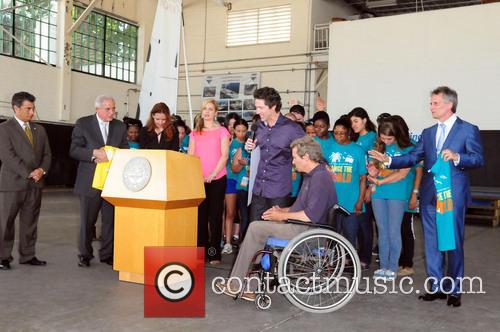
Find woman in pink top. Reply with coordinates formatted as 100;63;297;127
189;99;230;264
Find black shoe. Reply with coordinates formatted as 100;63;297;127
78;255;91;267
419;292;447;301
100;257;113;266
447;294;461;307
0;259;11;270
20;257;47;266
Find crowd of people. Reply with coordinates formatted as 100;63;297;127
0;85;484;308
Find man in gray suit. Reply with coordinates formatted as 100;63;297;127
0;92;51;270
70;95;128;267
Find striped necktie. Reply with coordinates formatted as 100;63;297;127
24;123;34;147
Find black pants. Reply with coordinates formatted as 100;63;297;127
236;190;250;240
399;212;416;268
357;201;374;266
198;176;226;261
250;194;291;224
79;195;114;260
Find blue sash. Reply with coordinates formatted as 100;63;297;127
430;157;456;251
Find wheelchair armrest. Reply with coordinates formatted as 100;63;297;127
332;204;350;216
286;219;335;231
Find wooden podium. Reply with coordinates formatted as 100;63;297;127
101;149;205;284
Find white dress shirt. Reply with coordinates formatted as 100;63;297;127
96;114;109;144
435;114;457;148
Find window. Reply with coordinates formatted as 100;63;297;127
0;0;58;64
71;5;137;83
226;5;291;47
71;7;105;76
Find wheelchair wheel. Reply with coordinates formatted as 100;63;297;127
277;229;360;313
255;294;272;310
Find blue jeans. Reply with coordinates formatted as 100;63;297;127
337;213;360;248
372;198;406;273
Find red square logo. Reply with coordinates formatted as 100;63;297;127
144;247;205;317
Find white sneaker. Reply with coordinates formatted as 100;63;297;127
221;243;233;255
373;269;386;279
385;270;396;281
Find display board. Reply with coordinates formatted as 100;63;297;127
202;72;260;120
327;3;500;134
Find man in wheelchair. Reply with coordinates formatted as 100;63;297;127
216;136;338;301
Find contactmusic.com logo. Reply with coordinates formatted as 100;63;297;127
144;247;205;317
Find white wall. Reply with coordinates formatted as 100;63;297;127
177;0;313;120
327;3;500;132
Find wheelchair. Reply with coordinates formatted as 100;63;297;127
239;205;361;313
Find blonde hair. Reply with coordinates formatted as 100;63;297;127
195;99;219;133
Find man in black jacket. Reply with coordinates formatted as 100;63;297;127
70;95;128;267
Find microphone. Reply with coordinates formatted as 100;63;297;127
250;119;260;141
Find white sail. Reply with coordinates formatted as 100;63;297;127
138;0;182;123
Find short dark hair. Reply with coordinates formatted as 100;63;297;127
290;104;305;117
431;86;458;113
225;112;241;127
312;111;330;127
233;118;248;130
253;87;282;113
11;91;35;109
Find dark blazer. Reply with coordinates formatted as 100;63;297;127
138;126;179;151
70;114;128;197
0;118;51;191
391;117;484;206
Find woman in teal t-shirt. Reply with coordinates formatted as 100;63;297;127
326;118;367;248
349;107;377;154
229;119;251;240
348;107;378;269
312;111;335;157
222;119;247;255
367;118;413;281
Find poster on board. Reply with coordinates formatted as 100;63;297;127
202;73;260;121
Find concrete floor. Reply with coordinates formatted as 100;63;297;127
0;188;499;332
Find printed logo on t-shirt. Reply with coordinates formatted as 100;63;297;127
328;151;355;183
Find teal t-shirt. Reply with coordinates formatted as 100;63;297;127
372;144;412;201
430;156;456;251
128;141;140;149
314;133;335;158
291;166;302;198
227;139;244;180
235;148;250;191
324;141;367;213
180;135;189;153
355;131;377;154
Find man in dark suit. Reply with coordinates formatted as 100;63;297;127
370;86;484;307
0;92;51;270
70;95;128;267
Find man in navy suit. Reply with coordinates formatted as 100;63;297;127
70;95;128;268
369;86;484;307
